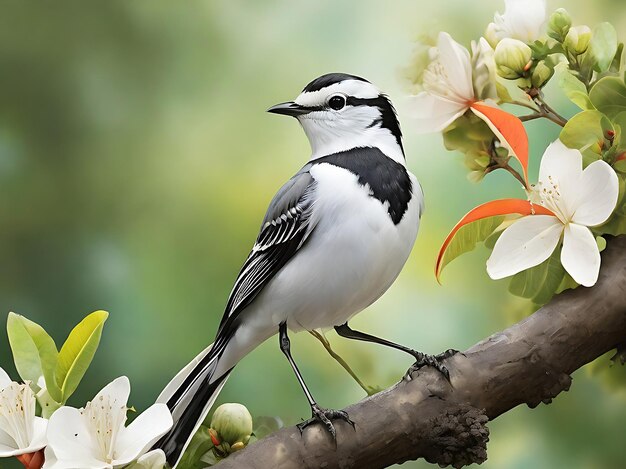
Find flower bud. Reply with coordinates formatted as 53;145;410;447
531;60;554;88
484;22;500;48
208;427;220;446
231;442;246;452
547;8;572;42
210;403;253;446
494;38;533;79
563;25;592;55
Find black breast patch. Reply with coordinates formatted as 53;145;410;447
314;147;413;224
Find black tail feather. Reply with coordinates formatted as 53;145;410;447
154;370;231;466
151;339;234;467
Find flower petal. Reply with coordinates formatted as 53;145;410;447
42;446;110;469
470;102;529;184
0;367;11;389
538;140;583;215
134;449;167;469
486;215;563;279
0;427;20;456
0;417;47;456
94;376;131;408
561;223;601;287
471;38;497;100
46;406;101;463
498;0;547;42
21;417;48;453
572;160;619;226
437;32;474;100
113;404;173;466
436;198;555;281
406;93;468;133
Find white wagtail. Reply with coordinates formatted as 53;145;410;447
152;73;454;467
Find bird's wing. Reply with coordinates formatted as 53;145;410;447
215;167;317;341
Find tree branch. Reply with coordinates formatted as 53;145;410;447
219;236;626;469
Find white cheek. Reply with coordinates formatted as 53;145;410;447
299;106;378;142
296;106;405;165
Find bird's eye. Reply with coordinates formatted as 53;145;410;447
328;95;346;111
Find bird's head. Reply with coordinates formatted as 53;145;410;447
268;73;404;163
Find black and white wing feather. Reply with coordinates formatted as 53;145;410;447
215;168;317;340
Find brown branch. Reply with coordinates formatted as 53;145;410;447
219;236;626;469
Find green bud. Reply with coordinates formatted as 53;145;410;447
467;170;486;183
531;60;554;88
494;38;532;79
563;25;592;56
210;403;253;446
494;146;509;160
547;8;572;42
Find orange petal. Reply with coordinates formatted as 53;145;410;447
435;198;554;282
470;101;529;185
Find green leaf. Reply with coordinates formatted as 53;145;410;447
509;248;565;305
589;76;626;119
177;425;215;469
588;23;618;73
587;351;626;391
442;112;493;155
6;312;61;402
611;111;626;152
557;271;579;294
614;158;626;173
252;416;284;439
438;216;504;276
557;65;594;110
496;78;539;109
596;177;626;236
55;310;108;402
609;43;624;74
560;110;613;163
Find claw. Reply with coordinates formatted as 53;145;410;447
407;349;461;383
297;404;354;441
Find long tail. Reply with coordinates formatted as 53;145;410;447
151;341;234;468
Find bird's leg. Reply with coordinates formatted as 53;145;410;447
278;323;354;439
334;322;458;382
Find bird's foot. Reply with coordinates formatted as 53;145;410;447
297;403;354;440
406;348;460;383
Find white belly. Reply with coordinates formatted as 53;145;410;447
248;163;421;332
215;163;422;376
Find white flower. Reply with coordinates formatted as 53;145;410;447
487;140;619;286
409;32;496;133
488;0;547;44
43;376;172;469
125;449;167;469
0;367;47;458
471;37;497;100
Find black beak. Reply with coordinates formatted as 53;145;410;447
267;101;310;117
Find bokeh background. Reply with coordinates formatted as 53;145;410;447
1;1;625;468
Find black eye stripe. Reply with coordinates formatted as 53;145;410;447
345;96;383;107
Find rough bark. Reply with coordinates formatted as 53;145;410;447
219;236;626;469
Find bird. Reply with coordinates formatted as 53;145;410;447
152;72;454;467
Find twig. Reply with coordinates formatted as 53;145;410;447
513;90;568;127
308;330;376;396
502;163;528;188
485;141;529;190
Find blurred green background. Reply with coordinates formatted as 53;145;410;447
1;1;625;468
